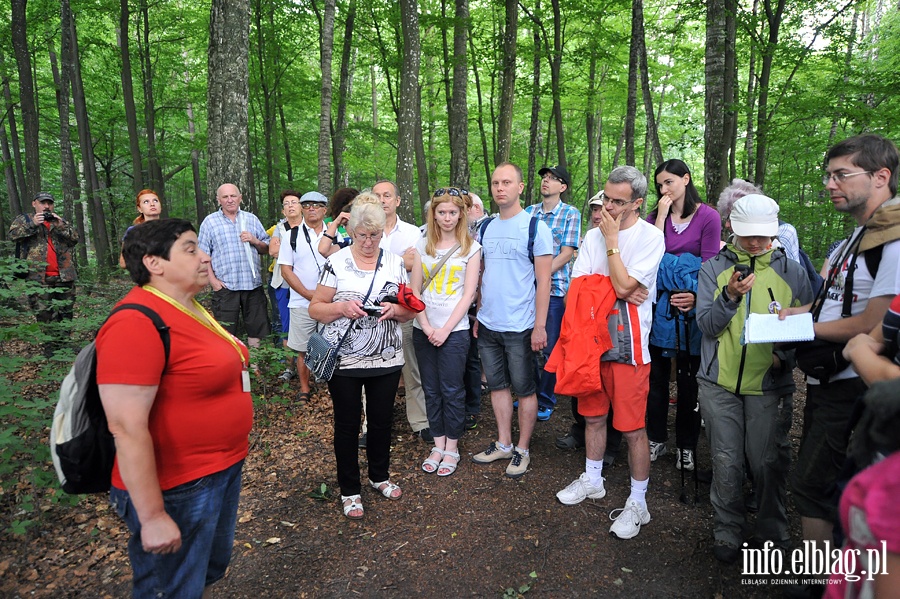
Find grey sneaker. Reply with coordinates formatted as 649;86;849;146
472;441;513;464
675;448;695;471
609;499;651;539
505;450;530;478
278;368;295;382
649;441;667;462
556;473;606;505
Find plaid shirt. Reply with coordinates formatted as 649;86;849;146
526;200;581;296
198;209;270;290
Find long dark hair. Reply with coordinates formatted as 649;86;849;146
651;159;703;220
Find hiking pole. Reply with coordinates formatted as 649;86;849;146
671;305;690;505
685;314;700;506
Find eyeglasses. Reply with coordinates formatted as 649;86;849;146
433;188;469;198
301;203;325;210
822;170;872;186
354;231;383;242
282;200;300;207
597;192;637;208
541;173;563;183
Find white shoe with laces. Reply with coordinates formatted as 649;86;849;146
675;448;695;471
609;498;651;539
556;473;606;505
649;441;667;462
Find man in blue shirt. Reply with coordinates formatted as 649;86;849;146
472;162;553;478
198;183;271;348
526;165;581;420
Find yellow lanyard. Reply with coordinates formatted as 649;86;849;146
141;285;247;367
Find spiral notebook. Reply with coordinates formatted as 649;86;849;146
744;312;815;344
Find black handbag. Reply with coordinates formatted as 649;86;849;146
305;250;382;382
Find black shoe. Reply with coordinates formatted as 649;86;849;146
464;414;478;430
358;433;367;449
417;428;434;443
603;453;617;467
712;540;740;564
555;432;585;450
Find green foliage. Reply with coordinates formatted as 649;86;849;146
502;571;538;598
309;482;330;501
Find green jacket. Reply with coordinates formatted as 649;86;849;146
696;245;813;396
8;213;79;283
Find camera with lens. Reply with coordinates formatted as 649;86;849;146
362;305;383;317
42;210;57;222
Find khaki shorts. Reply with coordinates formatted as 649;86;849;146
287;305;318;353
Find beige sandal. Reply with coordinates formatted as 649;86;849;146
341;494;364;519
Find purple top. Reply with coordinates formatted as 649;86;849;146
646;202;722;261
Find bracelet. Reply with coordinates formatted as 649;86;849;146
606;248;620;257
323;233;337;242
721;285;740;304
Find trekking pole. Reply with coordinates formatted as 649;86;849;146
672;305;690;505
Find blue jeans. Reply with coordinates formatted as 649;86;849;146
414;328;469;439
536;295;565;408
110;459;244;599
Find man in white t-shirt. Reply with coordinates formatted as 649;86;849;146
277;191;328;403
554;166;665;541
780;134;900;583
373;180;432;442
472;162;553;479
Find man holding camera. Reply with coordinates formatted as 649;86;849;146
9;191;79;326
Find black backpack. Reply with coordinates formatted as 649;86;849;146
50;304;170;494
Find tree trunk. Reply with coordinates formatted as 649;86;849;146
11;0;41;198
49;5;80;229
69;11;112;274
0;55;26;213
525;18;541;205
624;0;640;165
207;0;250;210
181;49;204;223
586;49;598;200
495;0;517;165
549;0;565;168
317;0;335;196
1;125;20;219
469;34;491;195
332;0;355;191
753;0;786;188
278;94;293;184
636;0;663;171
448;0;469;187
119;0;144;195
396;0;421;223
139;0;167;215
253;0;277;222
705;0;728;200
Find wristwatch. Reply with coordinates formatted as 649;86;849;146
607;248;620;257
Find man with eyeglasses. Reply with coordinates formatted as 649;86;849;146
373;180;433;443
554;166;664;540
277;191;329;403
526;165;582;422
472;162;553;479
199;183;271;350
267;191;305;381
778;134;900;595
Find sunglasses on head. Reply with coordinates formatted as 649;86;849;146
432;188;469;198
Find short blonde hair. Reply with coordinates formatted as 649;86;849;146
348;191;386;232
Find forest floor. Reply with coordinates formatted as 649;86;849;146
0;347;809;598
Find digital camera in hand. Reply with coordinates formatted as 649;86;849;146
362;305;383;316
43;210;58;222
734;264;751;281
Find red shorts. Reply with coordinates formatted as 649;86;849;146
577;362;650;433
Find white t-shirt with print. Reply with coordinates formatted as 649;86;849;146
317;247;409;372
813;228;900;383
572;219;665;364
413;237;481;332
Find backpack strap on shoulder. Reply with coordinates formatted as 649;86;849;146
105;304;171;371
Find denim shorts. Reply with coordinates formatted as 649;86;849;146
477;326;536;396
110;459;244;599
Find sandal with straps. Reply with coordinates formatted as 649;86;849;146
421;447;444;473
368;479;402;500
437;450;460;477
341;494;364;519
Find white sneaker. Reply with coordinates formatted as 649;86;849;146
675;448;695;471
277;368;295;382
609;499;651;539
556;473;606;505
649;441;667;462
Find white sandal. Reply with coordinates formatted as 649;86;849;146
422;447;444;473
341;494;364;519
437;450;460;477
369;479;402;500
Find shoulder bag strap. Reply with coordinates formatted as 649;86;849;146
302;224;323;272
811;227;866;322
334;249;384;347
421;242;460;293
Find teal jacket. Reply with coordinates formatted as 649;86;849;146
696;245;813;396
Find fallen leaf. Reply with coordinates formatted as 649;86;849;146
265;537;281;544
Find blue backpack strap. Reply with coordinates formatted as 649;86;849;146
528;216;538;264
478;217;494;244
106;304;171;371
